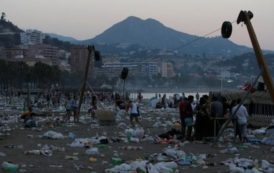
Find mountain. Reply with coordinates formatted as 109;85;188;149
46;33;80;44
83;16;251;57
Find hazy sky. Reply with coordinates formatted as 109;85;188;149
2;0;274;50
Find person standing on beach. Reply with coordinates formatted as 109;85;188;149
69;95;78;123
128;100;141;127
230;100;241;141
64;95;72;122
137;92;143;103
90;95;97;119
179;97;187;140
232;98;249;142
196;92;200;102
194;95;210;140
161;94;167;108
179;95;194;140
185;95;194;140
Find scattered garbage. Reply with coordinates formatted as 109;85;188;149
69;138;92;148
105;160;178;173
68;132;76;139
219;146;239;154
24;149;53;157
120;146;143;150
65;155;79;160
125;127;145;140
223;157;274;173
85;147;100;156
42;130;64;139
1;161;19;173
2;96;274;173
0;152;6;157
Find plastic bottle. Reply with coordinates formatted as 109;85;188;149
111;157;123;165
68;132;75;139
1;161;19;173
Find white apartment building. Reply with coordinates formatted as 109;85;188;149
161;62;176;78
20;29;45;45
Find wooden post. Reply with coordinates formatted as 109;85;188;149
77;45;94;122
238;11;274;103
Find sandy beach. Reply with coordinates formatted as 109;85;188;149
1;101;274;173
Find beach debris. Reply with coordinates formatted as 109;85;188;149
49;164;63;168
65;155;79;160
85;147;100;156
120;146;143;150
105;160;178;173
68;132;76;139
223;157;274;173
219;146;239;154
24;149;53;157
69;138;93;148
89;157;97;162
1;161;19;173
0;152;6;157
42;130;64;139
125;128;145;138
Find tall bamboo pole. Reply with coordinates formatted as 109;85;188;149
238;11;274;103
77;45;94;122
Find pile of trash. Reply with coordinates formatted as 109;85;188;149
69;136;109;148
105;160;178;173
222;157;274;173
42;130;64;139
152;146;207;167
105;146;208;173
24;144;65;157
125;127;145;142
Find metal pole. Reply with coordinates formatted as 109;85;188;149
27;82;30;108
123;79;125;101
77;45;94;122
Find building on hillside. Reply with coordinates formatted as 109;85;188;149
69;45;95;77
27;44;58;65
20;29;45;45
3;44;58;66
5;47;27;60
141;62;159;77
161;62;176;78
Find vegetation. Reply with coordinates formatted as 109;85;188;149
43;35;72;51
0;19;22;48
0;59;82;90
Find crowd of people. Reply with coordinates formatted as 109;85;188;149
17;89;250;143
178;94;249;142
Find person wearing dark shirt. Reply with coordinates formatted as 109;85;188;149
179;97;187;139
210;96;224;118
179;95;194;140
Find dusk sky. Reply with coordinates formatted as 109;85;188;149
2;0;274;50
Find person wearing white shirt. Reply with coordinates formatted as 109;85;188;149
232;98;249;142
128;100;140;126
